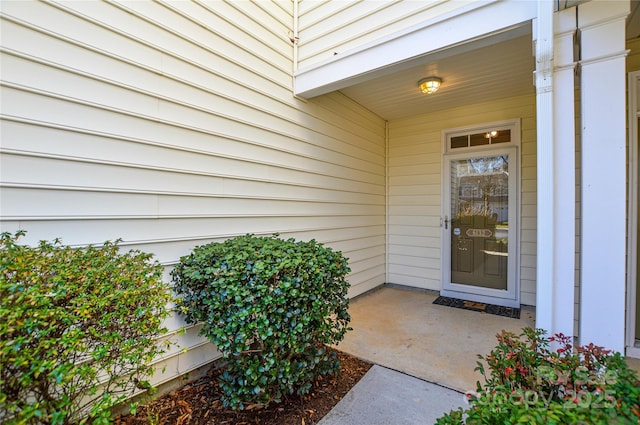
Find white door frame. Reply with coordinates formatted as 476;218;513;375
626;70;640;358
440;121;520;308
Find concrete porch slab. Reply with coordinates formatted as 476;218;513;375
336;286;536;392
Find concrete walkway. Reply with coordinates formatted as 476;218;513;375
318;365;465;425
318;285;640;424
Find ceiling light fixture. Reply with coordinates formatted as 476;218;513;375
418;77;442;94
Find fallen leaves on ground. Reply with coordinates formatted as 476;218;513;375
114;349;371;425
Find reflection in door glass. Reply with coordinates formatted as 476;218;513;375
449;130;511;149
450;155;508;290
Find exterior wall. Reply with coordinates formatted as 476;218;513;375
296;0;474;70
387;94;537;305
0;0;386;388
628;38;640;72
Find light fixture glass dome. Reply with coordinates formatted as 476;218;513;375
418;77;442;94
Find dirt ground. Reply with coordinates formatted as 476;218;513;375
114;349;372;425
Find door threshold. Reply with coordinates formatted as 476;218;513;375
440;289;519;308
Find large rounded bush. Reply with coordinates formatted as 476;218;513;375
171;234;351;409
0;231;173;425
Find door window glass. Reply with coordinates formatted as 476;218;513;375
450;155;509;290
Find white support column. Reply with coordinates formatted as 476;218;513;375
536;2;577;340
552;7;577;339
534;1;557;336
579;0;629;352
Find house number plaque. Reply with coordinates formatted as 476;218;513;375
466;228;492;238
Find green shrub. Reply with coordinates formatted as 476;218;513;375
436;327;640;424
0;231;174;425
171;234;351;409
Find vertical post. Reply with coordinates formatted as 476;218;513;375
535;1;556;334
552;7;577;339
536;2;577;341
385;121;390;285
579;0;629;352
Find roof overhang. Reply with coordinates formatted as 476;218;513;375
294;0;538;99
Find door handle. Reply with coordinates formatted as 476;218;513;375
444;215;449;229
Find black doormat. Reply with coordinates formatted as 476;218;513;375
433;296;520;319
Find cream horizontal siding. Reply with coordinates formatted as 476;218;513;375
387;94;537;305
0;0;386;388
296;0;470;70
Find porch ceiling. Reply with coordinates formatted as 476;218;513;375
337;0;640;122
339;29;536;121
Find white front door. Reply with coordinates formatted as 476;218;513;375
441;147;519;307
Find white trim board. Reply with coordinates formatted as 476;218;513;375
627;70;640;358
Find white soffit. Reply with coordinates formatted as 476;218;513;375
293;0;537;99
340;31;535;120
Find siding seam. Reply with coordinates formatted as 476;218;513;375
298;0;448;63
0;142;385;191
50;0;292;74
0;17;385;155
299;1;402;60
0;228;386;252
0;9;290;93
1;182;385;206
194;0;291;46
158;0;291;63
0;78;385;173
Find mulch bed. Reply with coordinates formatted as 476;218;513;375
114;348;372;425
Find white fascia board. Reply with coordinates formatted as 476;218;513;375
294;0;537;98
